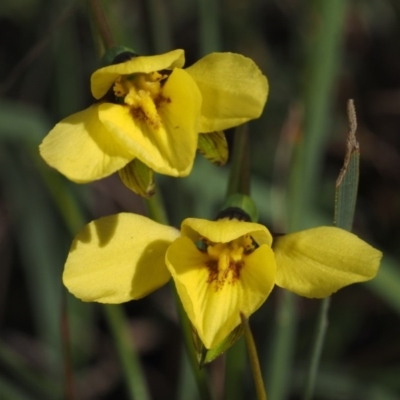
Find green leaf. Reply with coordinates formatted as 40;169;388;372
303;100;359;400
334;99;359;231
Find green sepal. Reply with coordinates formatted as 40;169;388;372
202;324;244;366
197;131;228;166
219;193;259;222
192;324;244;367
118;159;155;198
100;45;137;67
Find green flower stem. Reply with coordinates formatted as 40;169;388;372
103;305;150;400
302;297;331;400
87;0;115;50
227;124;250;197
145;193;169;225
240;313;267;400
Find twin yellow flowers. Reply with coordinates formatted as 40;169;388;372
63;211;380;349
39;48;382;351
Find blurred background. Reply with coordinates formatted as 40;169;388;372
1;0;400;399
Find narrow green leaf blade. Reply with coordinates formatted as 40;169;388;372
334;99;360;230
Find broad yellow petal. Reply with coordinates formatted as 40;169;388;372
63;213;180;303
39;105;134;182
274;226;382;298
91;49;185;99
99;68;201;177
39;104;133;183
166;237;276;348
185;52;268;132
181;218;272;246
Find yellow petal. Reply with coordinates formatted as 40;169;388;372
274;226;383;298
39;105;134;182
91;49;185;99
185;52;268;132
181;218;272;246
166;237;276;348
98;68;201;177
63;213;180;303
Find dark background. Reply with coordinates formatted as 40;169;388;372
0;0;399;399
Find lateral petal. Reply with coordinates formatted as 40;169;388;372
99;68;201;177
185;52;268;132
91;49;185;99
166;237;276;348
273;226;382;298
63;213;180;303
39;105;133;182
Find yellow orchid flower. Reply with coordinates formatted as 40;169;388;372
39;49;268;184
63;212;381;350
166;218;381;348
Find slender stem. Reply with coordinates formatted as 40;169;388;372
227;125;250;196
88;0;115;50
145;193;169;225
240;313;267;400
302;297;331;400
103;305;150;400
